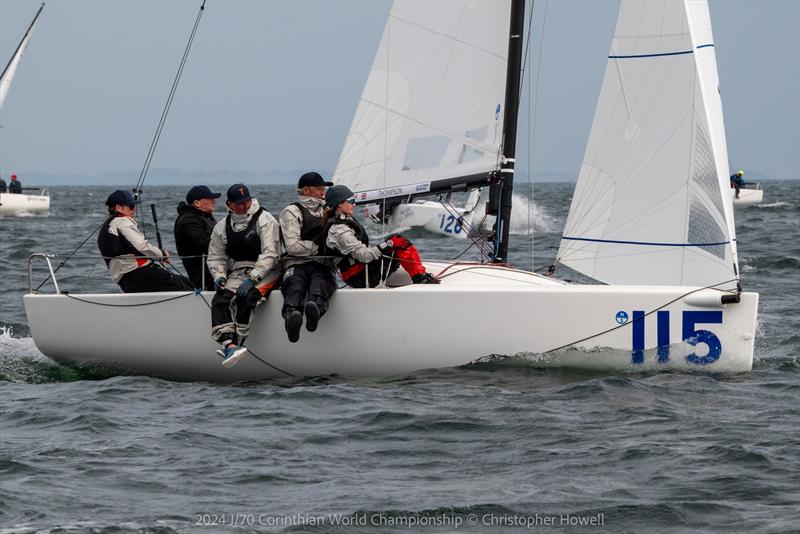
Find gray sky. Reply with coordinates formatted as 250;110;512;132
1;0;798;184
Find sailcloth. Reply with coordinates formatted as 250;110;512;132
557;0;738;290
0;3;44;110
332;0;511;203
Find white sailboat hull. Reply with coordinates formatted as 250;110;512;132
732;188;763;207
0;192;50;216
384;201;472;239
23;262;758;382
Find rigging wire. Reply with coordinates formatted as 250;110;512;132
134;0;207;196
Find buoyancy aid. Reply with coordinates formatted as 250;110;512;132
97;215;147;267
225;207;264;262
322;216;370;273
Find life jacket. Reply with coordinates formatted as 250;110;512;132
292;202;326;246
97;215;147;267
322;216;370;273
225;207;264;262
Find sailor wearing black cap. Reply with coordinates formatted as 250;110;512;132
174;185;221;288
206;184;282;367
97;189;194;293
278;172;338;343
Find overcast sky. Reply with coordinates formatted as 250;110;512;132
1;0;798;184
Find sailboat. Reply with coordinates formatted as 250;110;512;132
23;0;758;383
0;2;50;216
732;184;764;207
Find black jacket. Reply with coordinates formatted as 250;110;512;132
0;179;6;193
8;180;21;194
174;202;217;288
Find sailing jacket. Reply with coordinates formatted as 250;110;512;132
98;215;164;283
279;195;327;268
0;179;6;193
173;201;216;288
8;180;22;194
206;200;281;292
324;214;383;266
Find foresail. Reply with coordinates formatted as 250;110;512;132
557;0;738;290
332;0;511;204
0;3;44;110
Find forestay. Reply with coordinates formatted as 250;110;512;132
557;0;739;290
332;0;512;204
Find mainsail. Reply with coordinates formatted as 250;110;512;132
557;0;739;290
332;0;513;204
0;3;44;110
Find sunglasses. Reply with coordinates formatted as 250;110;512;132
346;198;356;205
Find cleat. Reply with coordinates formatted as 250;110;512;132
216;346;249;368
285;311;303;343
304;301;320;333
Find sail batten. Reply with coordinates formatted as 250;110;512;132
557;0;738;289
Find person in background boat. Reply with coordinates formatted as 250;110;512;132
323;185;439;287
8;174;22;194
174;185;220;289
98;189;194;293
0;176;6;193
730;169;745;199
206;184;281;367
279;171;338;343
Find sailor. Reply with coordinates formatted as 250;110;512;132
323;185;440;287
278;171;338;343
206;184;281;367
97;189;194;293
0;176;6;193
730;170;745;199
8;174;22;194
174;185;221;289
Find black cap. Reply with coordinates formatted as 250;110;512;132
105;189;137;208
186;185;221;204
325;185;354;210
226;183;253;204
298;171;333;188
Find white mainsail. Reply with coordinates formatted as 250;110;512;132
557;0;738;290
0;3;44;110
332;0;511;203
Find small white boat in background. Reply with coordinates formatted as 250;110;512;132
0;190;50;216
732;183;764;207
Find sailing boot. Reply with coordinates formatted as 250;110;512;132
304;301;320;333
285;310;303;343
412;273;440;284
216;344;249;368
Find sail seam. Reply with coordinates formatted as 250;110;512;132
609;50;693;59
562;236;732;247
388;13;507;61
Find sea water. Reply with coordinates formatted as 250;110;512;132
0;182;798;533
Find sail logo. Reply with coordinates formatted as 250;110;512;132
615;311;629;324
626;310;723;365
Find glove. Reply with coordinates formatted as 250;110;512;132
389;235;411;250
214;276;227;292
236;277;256;299
377;240;394;255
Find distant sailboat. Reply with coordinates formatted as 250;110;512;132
0;2;49;217
23;0;758;382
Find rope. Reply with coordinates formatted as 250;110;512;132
34;219;107;292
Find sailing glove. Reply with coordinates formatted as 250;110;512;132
214;276;227;292
388;235;412;250
236;277;256;299
377;241;394;255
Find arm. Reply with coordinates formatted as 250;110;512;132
327;224;382;264
279;205;318;257
205;221;229;280
249;214;282;281
116;218;164;259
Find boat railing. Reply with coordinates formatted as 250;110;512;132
28;253;61;294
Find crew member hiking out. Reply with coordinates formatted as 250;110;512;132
174;185;220;289
730;169;745;199
323;185;439;287
279;172;338;343
97;189;194;293
207;184;281;367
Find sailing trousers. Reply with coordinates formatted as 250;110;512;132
280;261;337;320
211;281;276;346
342;245;427;288
118;263;194;293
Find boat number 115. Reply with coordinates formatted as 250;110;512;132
617;310;723;365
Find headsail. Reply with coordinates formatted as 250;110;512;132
557;0;738;290
0;3;44;110
332;0;512;204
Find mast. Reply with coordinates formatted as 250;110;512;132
490;0;525;263
0;2;45;84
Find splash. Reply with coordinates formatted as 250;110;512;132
0;326;81;383
470;193;560;235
